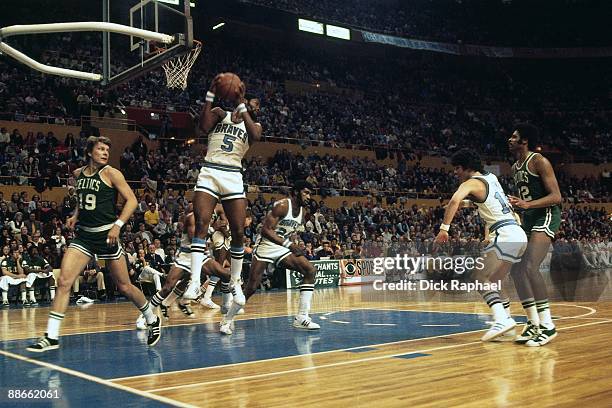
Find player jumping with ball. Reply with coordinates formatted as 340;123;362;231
183;74;262;317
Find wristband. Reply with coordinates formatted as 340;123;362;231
114;219;125;228
236;103;247;114
439;223;450;232
206;91;215;103
282;239;292;248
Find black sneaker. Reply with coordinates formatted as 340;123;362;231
1;301;9;308
22;300;31;308
178;302;194;317
27;334;59;352
514;320;539;344
147;317;162;346
160;305;169;318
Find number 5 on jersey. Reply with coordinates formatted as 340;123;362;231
221;135;237;152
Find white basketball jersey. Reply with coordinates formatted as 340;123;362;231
258;199;303;245
205;112;250;168
470;172;516;229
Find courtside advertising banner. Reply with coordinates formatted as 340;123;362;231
286;260;341;288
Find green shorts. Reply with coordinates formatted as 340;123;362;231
521;206;561;239
68;228;124;260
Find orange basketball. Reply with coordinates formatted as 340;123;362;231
215;72;242;103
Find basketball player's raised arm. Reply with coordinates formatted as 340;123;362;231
509;155;562;209
261;200;290;246
200;76;225;135
240;108;262;143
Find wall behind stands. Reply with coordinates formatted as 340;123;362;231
0;121;158;169
0;120;81;141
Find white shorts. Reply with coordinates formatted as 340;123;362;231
0;276;26;291
26;272;54;287
194;163;245;201
484;222;528;264
173;249;211;273
211;231;231;251
253;239;292;267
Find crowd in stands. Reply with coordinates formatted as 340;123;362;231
0;182;609;305
1;32;611;165
0;125;609;204
243;0;611;47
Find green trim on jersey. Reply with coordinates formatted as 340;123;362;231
75;165;118;229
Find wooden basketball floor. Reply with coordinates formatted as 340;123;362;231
1;271;611;407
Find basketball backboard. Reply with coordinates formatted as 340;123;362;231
104;0;195;87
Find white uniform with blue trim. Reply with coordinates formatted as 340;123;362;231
254;199;303;266
174;217;211;272
195;111;250;201
471;172;528;263
210;209;231;251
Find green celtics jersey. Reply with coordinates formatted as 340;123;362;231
512;152;549;204
76;165;118;229
1;257;18;273
22;255;49;271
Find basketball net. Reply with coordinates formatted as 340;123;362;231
159;40;202;90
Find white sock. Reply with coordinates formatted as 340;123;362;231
536;299;554;328
298;284;314;317
190;238;207;286
224;301;242;322
229;247;244;282
521;298;540;325
2;291;7;302
491;303;507;322
28;289;36;302
501;298;511;318
203;276;220;300
139;301;157;324
47;311;65;340
220;281;232;307
50;286;56;300
21;291;27;302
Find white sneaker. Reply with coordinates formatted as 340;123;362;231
481;318;517;342
219;319;234;335
199;298;220;309
492;328;516;342
76;296;94;304
293;316;320;330
136;315;147;330
182;282;201;300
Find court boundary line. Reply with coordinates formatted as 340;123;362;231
111;303;600;383
0;349;196;408
144;319;612;393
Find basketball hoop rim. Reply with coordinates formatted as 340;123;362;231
153;39;201;56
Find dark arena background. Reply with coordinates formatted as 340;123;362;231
0;0;610;407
